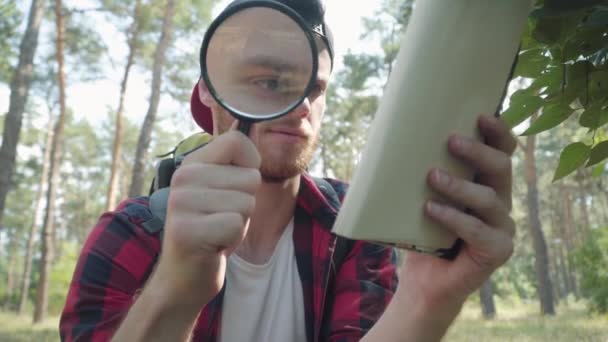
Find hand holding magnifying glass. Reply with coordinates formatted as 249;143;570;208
200;0;319;136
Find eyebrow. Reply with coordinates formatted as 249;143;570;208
238;55;301;73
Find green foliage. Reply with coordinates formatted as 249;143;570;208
553;142;591;181
571;227;608;313
502;0;608;181
48;242;79;315
0;0;21;83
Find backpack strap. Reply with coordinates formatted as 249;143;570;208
310;177;353;270
312;176;356;337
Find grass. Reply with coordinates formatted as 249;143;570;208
446;299;608;342
0;300;606;341
0;311;59;342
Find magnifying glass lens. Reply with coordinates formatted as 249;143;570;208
206;7;315;118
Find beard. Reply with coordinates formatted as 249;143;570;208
214;111;319;182
257;132;319;182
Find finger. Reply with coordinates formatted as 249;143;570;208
168;188;256;218
169;212;247;251
200;212;248;250
428;169;511;230
171;163;261;195
183;130;261;168
424;201;512;251
447;135;512;208
479;115;518;156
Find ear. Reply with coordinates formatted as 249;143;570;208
197;79;216;107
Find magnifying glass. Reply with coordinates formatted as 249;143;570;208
200;0;319;136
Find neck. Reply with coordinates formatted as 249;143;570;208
236;174;301;263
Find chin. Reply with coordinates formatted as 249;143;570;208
259;147;313;181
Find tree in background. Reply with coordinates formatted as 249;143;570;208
129;0;177;198
33;0;68;323
0;1;21;83
0;0;46;237
127;0;217;198
105;0;143;212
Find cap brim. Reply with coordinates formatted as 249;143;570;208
190;83;213;134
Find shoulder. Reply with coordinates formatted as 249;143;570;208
83;197;162;261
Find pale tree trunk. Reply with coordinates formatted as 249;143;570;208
560;189;579;299
479;279;496;319
128;0;177;198
523;133;556;315
575;170;590;236
105;0;141;212
0;0;46;234
2;233;19;310
550;211;569;299
18;118;53;315
33;0;67;323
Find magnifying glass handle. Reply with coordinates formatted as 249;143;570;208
238;120;252;135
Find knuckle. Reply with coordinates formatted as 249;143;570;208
225;212;246;230
471;219;487;237
167;188;189;210
497;155;512;175
480;187;500;210
248;168;262;186
170;165;193;187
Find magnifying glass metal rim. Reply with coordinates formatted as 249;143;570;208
200;0;319;124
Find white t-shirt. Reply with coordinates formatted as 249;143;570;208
219;219;307;342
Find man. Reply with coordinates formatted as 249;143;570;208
60;0;517;341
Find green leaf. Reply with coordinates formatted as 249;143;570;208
514;48;551;78
532;12;587;46
553;142;591;181
589;70;608;101
522;100;574;135
530;65;564;96
502;89;545;128
579;101;608;129
582;8;608;28
587;140;608;167
591;162;605;178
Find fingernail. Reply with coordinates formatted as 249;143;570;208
454;136;471;152
427;201;442;215
434;169;450;186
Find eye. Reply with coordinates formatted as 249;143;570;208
253;78;280;91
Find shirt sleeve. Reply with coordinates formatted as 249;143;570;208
59;198;161;342
325;241;399;341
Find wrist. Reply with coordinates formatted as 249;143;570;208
150;259;218;309
395;270;466;317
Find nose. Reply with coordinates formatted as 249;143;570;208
290;97;311;119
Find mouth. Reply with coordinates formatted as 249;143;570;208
267;127;309;139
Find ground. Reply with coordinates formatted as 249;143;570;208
0;299;606;341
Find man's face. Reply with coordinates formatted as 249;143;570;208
212;45;332;181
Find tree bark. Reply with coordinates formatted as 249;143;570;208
2;233;19;310
128;0;177;198
18;119;53;315
105;0;141;212
33;0;67;323
0;0;46;234
479;279;496;319
523;133;556;315
575;170;590;236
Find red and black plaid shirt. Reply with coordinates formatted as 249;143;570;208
60;173;398;341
